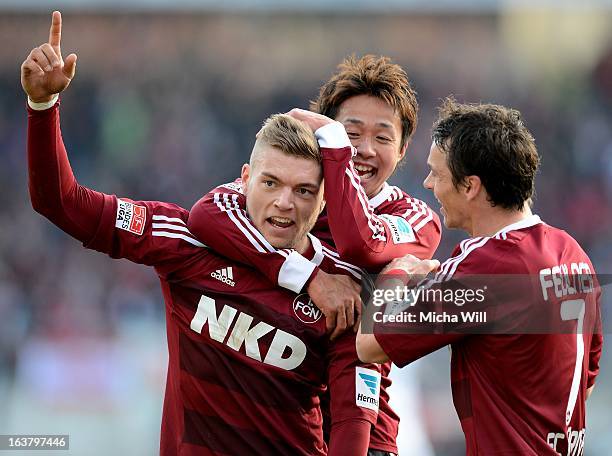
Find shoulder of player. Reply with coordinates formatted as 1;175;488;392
316;240;365;282
493;220;584;258
213;178;244;194
115;198;210;250
114;197;189;226
374;186;436;216
372;187;441;240
524;222;595;269
435;236;511;281
438;222;558;279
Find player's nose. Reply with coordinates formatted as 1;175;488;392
356;137;376;159
274;188;294;210
423;172;433;190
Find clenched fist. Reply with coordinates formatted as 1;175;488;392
21;11;77;103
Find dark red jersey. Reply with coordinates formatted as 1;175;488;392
186;122;442;453
27;101;381;456
375;216;603;455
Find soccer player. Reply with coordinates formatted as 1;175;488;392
356;98;604;455
23;12;381;455
187;55;442;456
188;55;441;335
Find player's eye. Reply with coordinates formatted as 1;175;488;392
347;132;360;139
297;187;312;196
377;136;392;143
263;180;275;187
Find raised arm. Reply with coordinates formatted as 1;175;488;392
319;135;441;270
287;109;441;272
22;11;104;242
23;12;204;272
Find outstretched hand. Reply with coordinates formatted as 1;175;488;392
21;11;77;103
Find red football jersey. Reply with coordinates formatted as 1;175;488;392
27;102;381;456
375;216;603;456
186;122;441;453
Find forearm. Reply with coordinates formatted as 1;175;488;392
27;99;104;242
328;419;371;456
325;155;440;269
317;124;441;269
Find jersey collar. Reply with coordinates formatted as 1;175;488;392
368;182;394;209
493;214;542;238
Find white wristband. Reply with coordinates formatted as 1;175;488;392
315;121;352;149
28;94;59;111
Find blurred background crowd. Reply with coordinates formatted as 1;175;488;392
0;1;611;454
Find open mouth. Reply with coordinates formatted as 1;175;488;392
267;216;295;229
354;163;376;180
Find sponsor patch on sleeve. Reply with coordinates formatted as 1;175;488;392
115;199;146;235
355;366;381;412
380;214;416;244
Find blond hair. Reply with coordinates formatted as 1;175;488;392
254;114;320;165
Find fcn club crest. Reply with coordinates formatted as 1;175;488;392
292;293;323;324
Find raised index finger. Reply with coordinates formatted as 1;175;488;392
48;11;62;54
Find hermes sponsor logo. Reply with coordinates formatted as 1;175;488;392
355;367;381;412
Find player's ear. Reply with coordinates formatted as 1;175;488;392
463;175;482;202
241;163;251;194
398;142;408;162
319;198;326;214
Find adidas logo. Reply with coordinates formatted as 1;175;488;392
211;267;235;287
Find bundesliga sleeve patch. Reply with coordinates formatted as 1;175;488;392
115;199;146;235
219;181;244;193
379;214;416;244
355;367;381;412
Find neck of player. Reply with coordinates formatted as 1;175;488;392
469;205;533;238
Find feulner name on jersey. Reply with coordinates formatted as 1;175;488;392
539;262;594;301
190;294;307;370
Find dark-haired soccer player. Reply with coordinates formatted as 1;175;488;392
23;11;380;455
187;55;442;456
357;98;603;456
